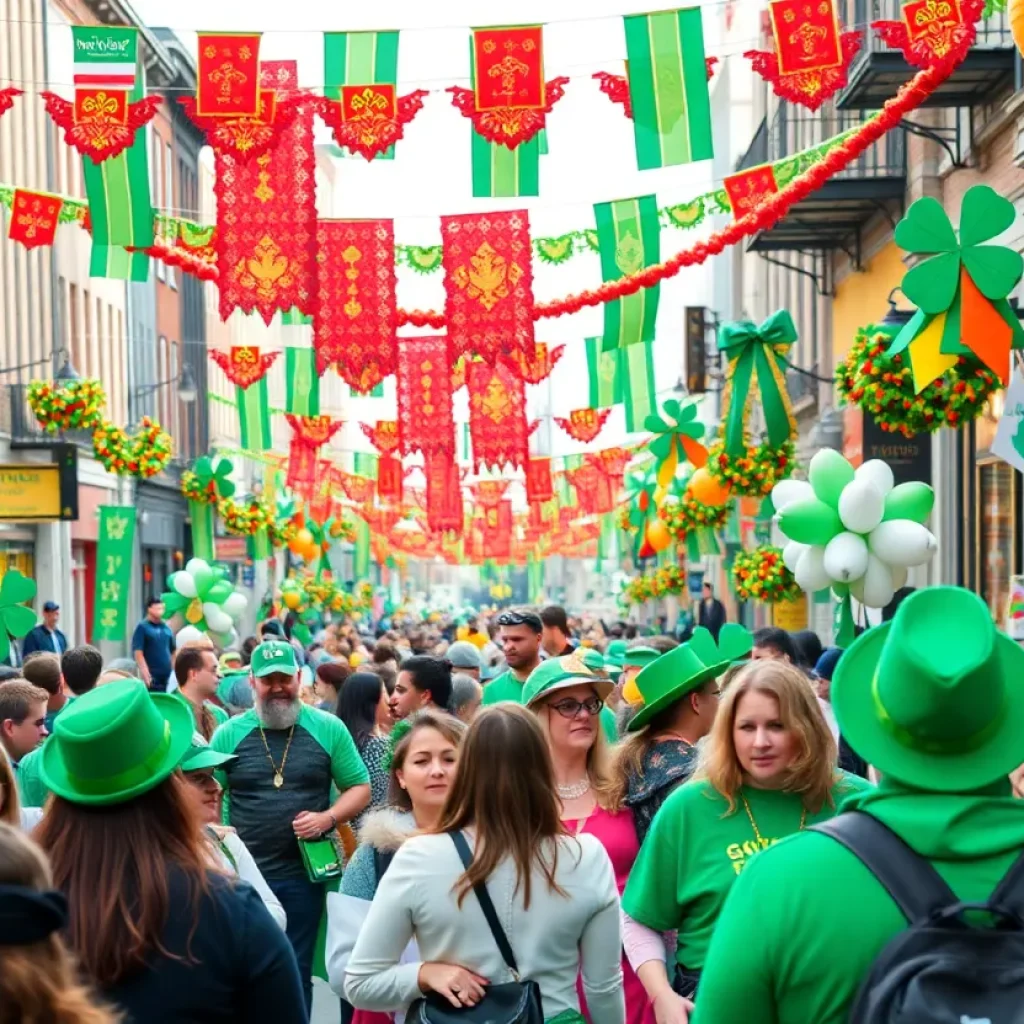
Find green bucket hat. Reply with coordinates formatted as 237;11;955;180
832;586;1024;793
604;639;628;671
250;640;299;678
40;678;194;806
623;646;661;670
686;624;754;675
523;649;614;707
627;644;721;733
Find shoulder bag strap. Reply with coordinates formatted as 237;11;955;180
449;830;520;977
811;812;958;923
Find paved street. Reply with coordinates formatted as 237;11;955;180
312;979;341;1024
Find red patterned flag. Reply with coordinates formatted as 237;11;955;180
9;190;62;250
568;462;607;515
724;165;779;219
314;219;397;386
482;500;513;560
396;336;456;456
341;472;375;505
214;61;317;324
502;342;564;384
197;33;262;117
554;407;612;444
208;345;280;387
525;458;553;503
425;451;463;534
378;455;403;502
467;360;529;472
360;420;401;455
285;415;343;498
474;27;546;110
769;0;842;74
471;481;511;508
441;210;536;365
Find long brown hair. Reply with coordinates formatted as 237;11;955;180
387;710;467;812
0;747;20;827
0;823;121;1024
34;774;213;988
695;659;840;814
433;704;568;910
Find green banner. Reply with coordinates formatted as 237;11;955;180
237;380;271;451
595;194;661;351
353;452;378;479
586;337;624;408
93;506;136;643
623;341;656;432
471;131;541;198
527;554;545;603
353;517;371;579
286;346;321;416
624;7;714;170
189;501;214;561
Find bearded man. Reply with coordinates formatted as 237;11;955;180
211;640;370;1015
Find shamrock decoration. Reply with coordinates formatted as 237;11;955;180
162;558;248;641
622;463;669;560
891;185;1024;387
0;571;37;663
644;399;708;502
192;455;236;502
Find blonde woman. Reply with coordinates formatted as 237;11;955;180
622;659;871;1023
0;747;41;832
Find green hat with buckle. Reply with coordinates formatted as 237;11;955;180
40;678;194;806
627;643;721;733
686;625;754;675
523;649;614;707
833;586;1024;793
250;640;299;678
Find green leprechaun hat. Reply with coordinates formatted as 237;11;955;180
627;644;721;733
523;649;615;706
686;624;754;676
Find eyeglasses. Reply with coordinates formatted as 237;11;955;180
497;611;542;630
548;696;604;719
184;770;218;786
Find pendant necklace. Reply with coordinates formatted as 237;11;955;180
259;724;295;789
557;777;592;800
741;792;806;847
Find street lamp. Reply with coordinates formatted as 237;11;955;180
135;363;198;404
54;355;80;381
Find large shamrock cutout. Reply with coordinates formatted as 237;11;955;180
643;399;708;501
0;571;37;663
891;185;1024;386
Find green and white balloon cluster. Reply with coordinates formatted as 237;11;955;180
162;558;248;644
772;449;937;612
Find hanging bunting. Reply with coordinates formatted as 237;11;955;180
872;0;983;70
467;361;529;472
360;420;401;455
209;345;280;388
586;337;624;409
470;480;511;507
724;165;779;219
196;33;262;117
593;57;719;120
8;190;63;250
425;450;463;534
313;219;398;387
623;341;657;432
378;454;403;502
595;195;660;350
237;376;272;452
623;8;714;169
471;131;542;198
567;461;607;516
180;88;302;163
396;336;456;456
482;500;513;560
341;472;375;504
525;458;554;503
214;61;317;325
0;86;21;118
42;90;161;165
745;0;861;112
592;446;632;483
441;210;536;364
285;345;321;417
554;407;613;444
285;415;343;498
501;342;564;384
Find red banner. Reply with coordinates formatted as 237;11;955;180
482;500;513;560
467;360;529;472
473;27;546;110
724;165;779;219
360;420;401;455
208;345;280;387
525;458;553;503
285;415;343;499
441;210;536;365
502;342;565;384
554;407;612;444
425;451;463;534
341;472;375;505
396;336;456;456
316;87;427;161
470;481;511;508
214;61;317;324
378;455;403;502
314;219;397;388
8;190;62;250
769;0;842;74
197;33;262;117
568;461;606;515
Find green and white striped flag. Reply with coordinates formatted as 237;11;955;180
622;342;656;432
281;307;313;326
237;381;271;452
624;8;714;169
324;31;400;160
594;195;661;351
586;338;624;409
597;513;617;562
285;347;320;417
353;516;371;579
353;452;379;479
471;131;541;198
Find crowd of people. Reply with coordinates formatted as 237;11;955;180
0;586;1021;1023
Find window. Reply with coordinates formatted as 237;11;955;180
96;299;105;387
153;134;165;282
68;283;81;375
83;289;93;378
170;340;181;451
165;142;177;288
157;336;168;425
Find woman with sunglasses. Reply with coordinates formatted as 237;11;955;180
524;653;655;1024
179;737;287;931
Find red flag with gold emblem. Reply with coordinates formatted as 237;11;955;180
482;500;513;560
441;210;536;365
553;408;612;444
9;190;63;250
467;360;529;473
724;165;779;220
197;33;262;117
208;345;280;388
360;420;401;455
397;336;456;457
285;415;342;498
425;450;463;534
474;27;546;110
378;455;403;502
525;458;553;503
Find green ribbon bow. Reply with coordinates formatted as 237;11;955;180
193;456;236;501
0;571;37;663
718;310;797;456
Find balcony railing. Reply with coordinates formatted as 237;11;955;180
842;0;1012;55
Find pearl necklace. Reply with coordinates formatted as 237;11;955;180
556;777;592;800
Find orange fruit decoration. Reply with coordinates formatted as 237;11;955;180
644;517;673;554
687;466;732;506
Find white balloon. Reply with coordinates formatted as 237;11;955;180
185;558;211;576
869;520;938;568
823;532;870;583
782;541;809;572
855;460;895;496
857;554;897;609
891;565;909;591
838;479;885;535
203;604;233;635
771;479;814;513
171;572;197;599
795;545;832;593
223;592;248;619
175;625;206;646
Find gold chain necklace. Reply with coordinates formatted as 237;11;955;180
740;792;807;848
258;724;295;789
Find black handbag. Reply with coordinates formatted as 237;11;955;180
405;831;544;1024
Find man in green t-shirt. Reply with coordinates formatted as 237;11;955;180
481;608;544;706
172;646;229;741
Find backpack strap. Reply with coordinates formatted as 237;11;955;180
812;812;958;924
987;848;1024;918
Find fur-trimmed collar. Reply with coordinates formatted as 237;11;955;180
356;808;420;853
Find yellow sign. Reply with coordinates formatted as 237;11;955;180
0;464;63;521
772;592;808;632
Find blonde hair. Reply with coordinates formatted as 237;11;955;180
0;748;19;827
695;659;840;815
0;823;121;1024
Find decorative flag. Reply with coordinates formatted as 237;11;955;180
525;458;553;503
586;337;624;408
502;342;564;384
214;61;317;324
282;307;313;326
872;0;982;71
595;195;660;350
623;342;656;431
378;455;403;502
360;420;401;454
341;472;375;505
724;165;779;219
313;219;398;388
441;210;536;364
467;361;529;472
353;451;379;480
353;515;371;579
196;33;262;117
321;31;426;161
285;415;343;498
8;190;62;250
593;58;718;120
425;450;463;533
554;407;613;444
472;131;542;198
72;26;136;87
237;377;272;452
471;481;511;507
482;500;513;560
209;345;280;387
181;87;300;164
396;336;456;456
93;506;136;643
623;8;714;169
568;461;608;516
285;346;321;416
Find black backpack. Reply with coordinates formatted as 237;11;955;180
813;812;1024;1023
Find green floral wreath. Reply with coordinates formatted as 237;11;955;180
731;546;802;604
27;378;107;434
707;435;796;498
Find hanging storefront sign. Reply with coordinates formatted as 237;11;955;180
93;505;136;643
0;450;78;521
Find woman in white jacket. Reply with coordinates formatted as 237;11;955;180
345;704;625;1024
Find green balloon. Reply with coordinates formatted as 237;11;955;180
206;581;234;603
191;565;214;597
882;482;934;524
778;497;842;546
809;449;855;508
831;581;850;598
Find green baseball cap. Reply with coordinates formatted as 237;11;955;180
250;640;300;678
180;733;237;773
523;649;614;707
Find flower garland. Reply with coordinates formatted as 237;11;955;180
219;497;275;537
659;497;731;541
27;379;106;434
267;517;299;549
731;546;802;604
619;565;686;606
836;326;1001;437
326;517;357;544
92;417;172;478
707;436;796;498
617;507;637;533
